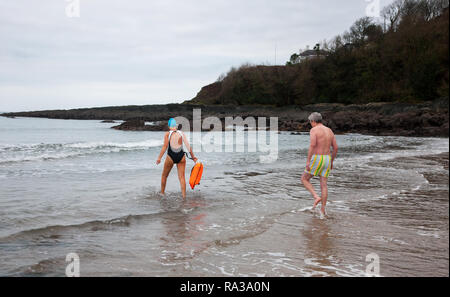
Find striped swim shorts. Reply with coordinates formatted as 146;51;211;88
305;154;332;178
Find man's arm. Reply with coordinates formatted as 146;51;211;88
306;130;317;172
331;134;338;169
156;132;169;164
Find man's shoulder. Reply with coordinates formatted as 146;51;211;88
320;124;333;133
309;127;318;136
311;125;326;133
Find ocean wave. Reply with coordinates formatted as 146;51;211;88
66;140;162;149
0;140;162;164
0;210;179;243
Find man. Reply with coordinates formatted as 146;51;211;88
301;112;338;216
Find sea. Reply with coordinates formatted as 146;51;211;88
0;116;448;276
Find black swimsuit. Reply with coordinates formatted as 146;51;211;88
167;131;185;164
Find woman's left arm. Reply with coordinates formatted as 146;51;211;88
156;132;169;165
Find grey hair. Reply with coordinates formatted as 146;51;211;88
308;112;322;123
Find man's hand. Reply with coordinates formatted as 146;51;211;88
306;163;311;172
193;157;198;163
156;158;161;165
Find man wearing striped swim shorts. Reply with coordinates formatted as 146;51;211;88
301;112;338;216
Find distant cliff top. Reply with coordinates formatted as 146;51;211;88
186;3;449;106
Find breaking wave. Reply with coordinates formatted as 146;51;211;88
0;140;162;164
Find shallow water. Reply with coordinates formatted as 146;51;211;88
0;117;448;276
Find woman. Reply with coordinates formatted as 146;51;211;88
156;118;198;199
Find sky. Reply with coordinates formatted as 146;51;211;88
0;0;394;112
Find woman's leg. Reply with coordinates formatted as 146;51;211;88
161;157;174;195
176;156;187;199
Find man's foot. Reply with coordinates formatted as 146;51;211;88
320;208;327;217
318;209;326;219
312;196;322;209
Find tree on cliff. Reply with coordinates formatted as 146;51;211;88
188;0;449;106
286;53;300;66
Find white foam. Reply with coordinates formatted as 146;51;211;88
304;258;367;277
217;266;234;276
67;140;162;149
417;230;441;239
292;207;313;213
0;140;163;164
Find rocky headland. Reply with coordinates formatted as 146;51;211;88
2;98;448;137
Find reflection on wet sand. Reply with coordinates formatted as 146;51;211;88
159;197;209;264
302;216;337;276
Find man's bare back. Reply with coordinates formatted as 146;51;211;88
310;124;335;155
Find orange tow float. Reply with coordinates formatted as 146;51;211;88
189;162;203;190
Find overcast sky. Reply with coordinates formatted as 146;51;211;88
0;0;394;112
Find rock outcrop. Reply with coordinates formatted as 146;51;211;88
111;119;167;131
2;98;448;137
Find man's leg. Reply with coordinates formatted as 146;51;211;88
176;156;187;199
319;176;328;215
161;157;174;195
301;172;321;209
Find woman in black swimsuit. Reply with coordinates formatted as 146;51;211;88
156;118;197;199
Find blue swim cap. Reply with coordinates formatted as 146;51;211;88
168;118;177;128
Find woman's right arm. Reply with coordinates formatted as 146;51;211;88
156;132;169;165
182;133;198;162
